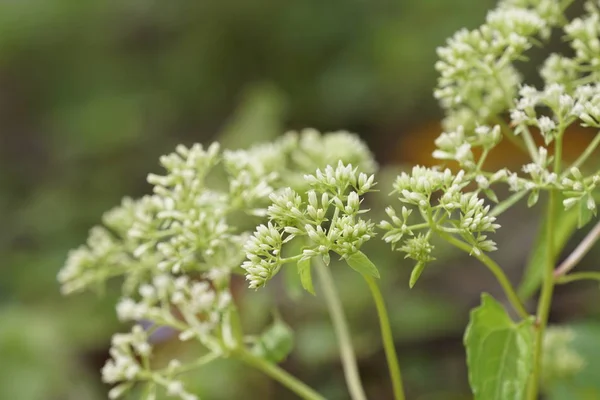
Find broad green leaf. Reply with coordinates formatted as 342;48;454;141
251;317;294;363
297;258;315;295
409;262;426;288
464;294;534;400
345;251;380;278
518;200;579;299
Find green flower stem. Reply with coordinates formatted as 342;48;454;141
564;131;600;176
476;148;490;170
556;271;600;284
493;116;536;161
520;126;540;164
169;352;220;375
439;232;529;319
315;259;367;400
490;191;528;217
235;348;326;400
529;131;563;400
527;192;557;400
363;275;406;400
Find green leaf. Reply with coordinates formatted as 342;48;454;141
283;262;304;300
251;316;294;363
578;196;594;228
322;252;331;266
464;294;534;400
409;262;426;288
297;258;315;295
484;188;499;203
518;199;579;300
345;251;380;278
527;190;539;208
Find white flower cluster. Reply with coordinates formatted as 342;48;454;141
58;130;375;295
434;1;566;131
223;128;377;213
433;124;502;169
58;129;378;398
510;84;600;142
504;83;600;211
242;162;377;289
498;0;567;27
102;325;198;400
58;226;133;294
116;274;232;351
291;129;378;176
381;167;499;260
562;167;600;224
565;2;600;68
430;2;600;228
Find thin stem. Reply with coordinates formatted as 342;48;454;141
528;130;563;400
235;348;325;400
493;116;529;156
556;271;600;284
476;148;490;171
490;190;528;217
520;125;540;164
169;352;220;375
528;192;558;400
554;218;600;278
563;132;600;176
314;260;367;400
439;232;529;319
362;275;406;400
406;222;430;231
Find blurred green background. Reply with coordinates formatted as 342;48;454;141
3;1;600;399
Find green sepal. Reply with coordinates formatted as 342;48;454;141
577;196;594;228
297;257;315;295
409;262;426;288
527;190;539;208
484;188;499;203
344;251;380;278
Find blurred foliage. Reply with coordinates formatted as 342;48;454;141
547;322;600;400
3;0;600;399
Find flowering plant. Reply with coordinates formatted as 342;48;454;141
60;0;600;399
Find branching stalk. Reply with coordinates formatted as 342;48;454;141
363;275;406;400
554;218;600;278
556;271;600;284
439;232;529;319
563;132;600;175
235;348;325;400
490;191;528;217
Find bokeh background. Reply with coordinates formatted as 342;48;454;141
2;1;600;399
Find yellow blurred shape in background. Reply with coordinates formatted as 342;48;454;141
397;120;600;171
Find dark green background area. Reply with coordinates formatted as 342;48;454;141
2;1;599;399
